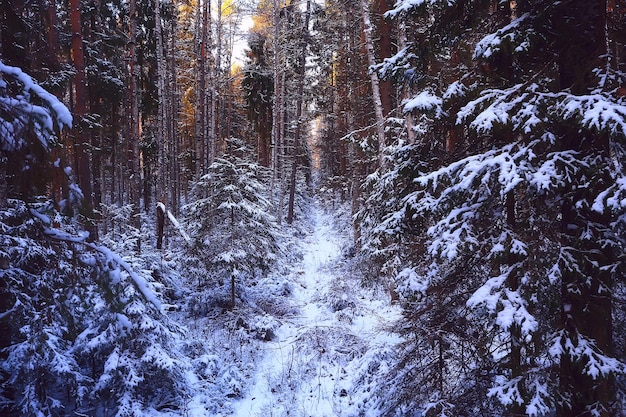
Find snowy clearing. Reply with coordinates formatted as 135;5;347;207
231;200;402;417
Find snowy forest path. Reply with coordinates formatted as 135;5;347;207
232;198;402;417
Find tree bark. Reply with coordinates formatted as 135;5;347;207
128;0;141;246
195;0;207;178
286;0;311;225
70;0;96;239
398;21;415;143
271;0;284;221
0;151;7;207
214;0;223;158
557;2;614;415
360;0;387;170
377;0;393;116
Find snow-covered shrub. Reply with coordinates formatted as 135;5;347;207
0;60;72;205
0;202;194;417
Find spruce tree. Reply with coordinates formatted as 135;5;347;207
363;1;626;415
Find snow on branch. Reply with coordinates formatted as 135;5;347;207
0;61;72;150
488;376;524;407
166;209;191;244
549;331;626;380
385;0;444;18
525;381;551;417
473;13;531;59
457;81;626;137
403;91;444;117
592;177;626;213
557;93;626;135
412;143;529;196
371;47;415;79
457;84;531;133
43;227;163;312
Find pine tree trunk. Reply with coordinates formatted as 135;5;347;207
203;0;214;170
208;0;216;166
128;0;141;247
169;18;180;214
155;0;167;204
195;0;207;178
214;0;223;158
271;0;284;222
287;0;311;225
70;0;96;239
557;2;614;415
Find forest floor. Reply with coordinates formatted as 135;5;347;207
228;198;402;417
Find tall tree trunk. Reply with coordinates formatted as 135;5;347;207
557;2;614;415
169;17;180;214
70;0;96;239
195;0;206;178
505;190;524;417
155;0;169;208
207;0;216;167
377;0;393;116
360;0;386;170
39;0;68;208
214;0;223;158
286;0;311;225
128;0;141;246
398;20;415;143
271;0;284;221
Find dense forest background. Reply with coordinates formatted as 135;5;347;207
1;0;626;416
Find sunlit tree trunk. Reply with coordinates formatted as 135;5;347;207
169;17;180;214
195;0;206;178
207;0;216;167
360;0;386;170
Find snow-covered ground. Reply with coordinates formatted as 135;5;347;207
231;200;402;417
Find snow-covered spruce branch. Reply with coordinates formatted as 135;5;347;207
37;219;164;312
0;60;72;131
457;80;626;137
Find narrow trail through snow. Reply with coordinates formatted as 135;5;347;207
232;200;401;417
